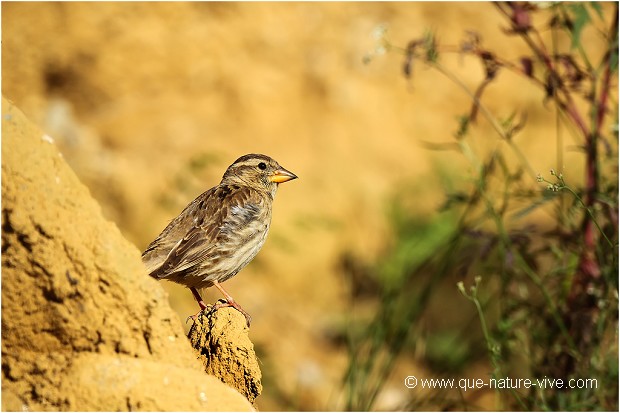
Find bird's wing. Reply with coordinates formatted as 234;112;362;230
145;185;262;279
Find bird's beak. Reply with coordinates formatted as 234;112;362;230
270;167;298;183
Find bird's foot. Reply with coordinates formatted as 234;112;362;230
185;299;210;324
185;310;202;324
185;299;252;327
213;299;252;327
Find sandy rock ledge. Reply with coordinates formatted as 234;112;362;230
1;96;256;411
188;307;263;406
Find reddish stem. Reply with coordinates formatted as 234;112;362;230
577;5;617;280
496;2;618;367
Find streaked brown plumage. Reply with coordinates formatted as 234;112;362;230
142;154;297;326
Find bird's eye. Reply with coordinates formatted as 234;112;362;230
258;162;267;170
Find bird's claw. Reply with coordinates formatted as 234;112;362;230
213;300;252;327
185;310;202;324
186;299;252;327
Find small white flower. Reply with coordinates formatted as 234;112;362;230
372;24;389;40
375;45;387;56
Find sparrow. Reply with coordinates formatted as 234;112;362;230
142;154;297;327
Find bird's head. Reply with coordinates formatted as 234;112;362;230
221;154;297;197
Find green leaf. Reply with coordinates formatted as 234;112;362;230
511;191;556;219
423;30;439;63
454;114;470;139
609;47;619;73
588;2;604;20
568;3;591;49
379;212;456;288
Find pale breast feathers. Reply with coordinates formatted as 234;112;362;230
146;185;268;279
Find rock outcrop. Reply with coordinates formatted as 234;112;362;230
188;308;263;406
1;97;255;411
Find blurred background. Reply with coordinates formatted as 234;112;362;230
3;2;617;411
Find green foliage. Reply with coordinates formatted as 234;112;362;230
341;2;618;411
568;3;593;48
342;208;461;411
379;206;456;290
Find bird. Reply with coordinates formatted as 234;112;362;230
142;154;297;327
